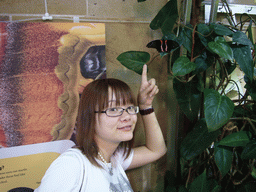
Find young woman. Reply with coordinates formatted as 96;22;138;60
35;64;167;192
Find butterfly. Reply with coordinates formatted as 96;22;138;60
146;39;180;53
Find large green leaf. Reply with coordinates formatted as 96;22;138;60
116;51;150;75
208;39;233;61
241;141;256;159
193;51;214;74
189;170;208;192
173;75;202;121
189;170;218;192
172;56;196;76
161;15;179;36
233;45;254;81
150;0;178;34
214;144;233;177
180;119;221;161
210;23;234;36
204;89;234;132
219;131;250;147
233;30;253;48
178;25;192;53
197;23;214;48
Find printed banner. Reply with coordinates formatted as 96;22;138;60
0;22;106;147
0;140;75;191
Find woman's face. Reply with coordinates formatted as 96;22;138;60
94;89;137;146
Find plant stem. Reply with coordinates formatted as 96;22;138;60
230;117;256;133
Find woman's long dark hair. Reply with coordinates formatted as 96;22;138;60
76;78;136;167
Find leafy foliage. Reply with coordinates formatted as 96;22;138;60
117;0;256;191
116;51;150;75
204;89;234;132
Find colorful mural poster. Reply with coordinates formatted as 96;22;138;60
0;22;106;148
0;22;105;191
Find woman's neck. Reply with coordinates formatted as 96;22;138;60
97;141;120;163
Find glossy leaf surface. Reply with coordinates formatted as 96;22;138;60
173;75;202;121
204;89;234;132
211;23;234;36
116;51;150;75
208;40;233;61
233;30;253;48
219;131;250;147
189;170;218;192
172;56;196;76
180;119;220;161
150;0;178;34
241;141;256;159
233;45;254;81
178;26;192;53
197;23;214;48
190;170;208;192
193;51;214;74
214;144;233;177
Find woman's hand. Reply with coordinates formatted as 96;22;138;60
128;65;167;170
138;64;159;109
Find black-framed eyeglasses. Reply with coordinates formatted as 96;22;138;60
95;106;139;117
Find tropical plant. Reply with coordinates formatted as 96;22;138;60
117;0;256;191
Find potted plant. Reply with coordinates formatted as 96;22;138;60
117;0;256;191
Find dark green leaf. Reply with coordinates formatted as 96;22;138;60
244;70;256;101
138;0;146;2
197;23;215;48
161;15;179;36
214;144;233;177
172;56;196;76
219;131;250;147
116;51;150;75
173;75;202;121
150;0;178;33
180;119;221;161
193;51;214;74
178;26;192;53
214;36;226;43
210;23;234;36
241;140;256;159
204;89;234;132
211;185;222;192
233;45;254;81
163;33;177;41
190;170;208;192
233;30;253;48
247;20;254;45
208;41;233;61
